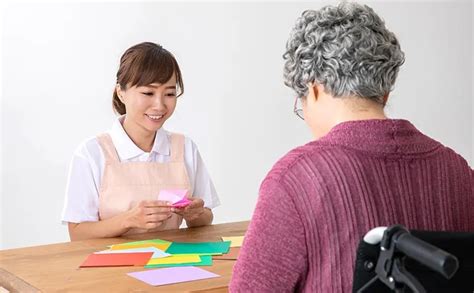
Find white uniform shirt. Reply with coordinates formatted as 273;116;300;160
61;116;220;224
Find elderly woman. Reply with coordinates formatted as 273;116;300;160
230;3;473;292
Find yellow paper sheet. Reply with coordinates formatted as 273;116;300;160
146;254;201;265
221;236;244;247
110;242;171;251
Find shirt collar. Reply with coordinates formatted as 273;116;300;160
109;115;170;160
317;119;440;156
152;127;171;156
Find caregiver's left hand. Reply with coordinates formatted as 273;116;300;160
172;197;205;221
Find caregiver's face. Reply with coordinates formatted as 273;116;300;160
118;75;178;132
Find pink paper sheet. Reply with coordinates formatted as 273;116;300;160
127;266;220;286
158;189;191;208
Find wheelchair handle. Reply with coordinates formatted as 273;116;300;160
394;231;459;279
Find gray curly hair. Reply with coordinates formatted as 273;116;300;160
283;2;405;103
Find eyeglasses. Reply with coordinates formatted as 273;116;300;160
293;96;304;120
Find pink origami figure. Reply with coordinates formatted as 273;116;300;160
158;189;191;208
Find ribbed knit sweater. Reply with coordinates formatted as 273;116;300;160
230;119;473;292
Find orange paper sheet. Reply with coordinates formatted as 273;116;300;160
80;252;153;267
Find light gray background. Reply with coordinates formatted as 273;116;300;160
1;1;472;249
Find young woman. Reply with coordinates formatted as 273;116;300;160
62;42;220;240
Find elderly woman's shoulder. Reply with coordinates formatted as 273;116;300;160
264;140;337;182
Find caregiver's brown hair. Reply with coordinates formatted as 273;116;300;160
112;42;184;115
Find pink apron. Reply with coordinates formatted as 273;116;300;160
96;132;191;235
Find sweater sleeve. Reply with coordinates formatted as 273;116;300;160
230;178;308;292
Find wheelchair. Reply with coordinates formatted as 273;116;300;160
353;225;474;292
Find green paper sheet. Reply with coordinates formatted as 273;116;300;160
166;241;231;255
145;255;213;268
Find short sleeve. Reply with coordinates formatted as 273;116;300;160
61;141;101;224
184;138;220;209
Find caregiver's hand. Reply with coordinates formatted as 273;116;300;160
124;200;172;230
172;198;205;221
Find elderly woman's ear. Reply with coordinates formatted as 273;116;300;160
306;83;323;101
307;83;317;101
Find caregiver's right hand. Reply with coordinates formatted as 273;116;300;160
124;200;172;230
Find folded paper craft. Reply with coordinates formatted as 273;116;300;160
158;189;192;208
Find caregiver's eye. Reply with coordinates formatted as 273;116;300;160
141;92;153;96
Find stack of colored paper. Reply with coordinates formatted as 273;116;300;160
79;238;233;287
79;238;231;269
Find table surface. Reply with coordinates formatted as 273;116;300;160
0;221;249;292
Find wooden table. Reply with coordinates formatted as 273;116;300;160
0;221;249;292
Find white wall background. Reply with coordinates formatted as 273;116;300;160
0;1;4;250
1;1;472;249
